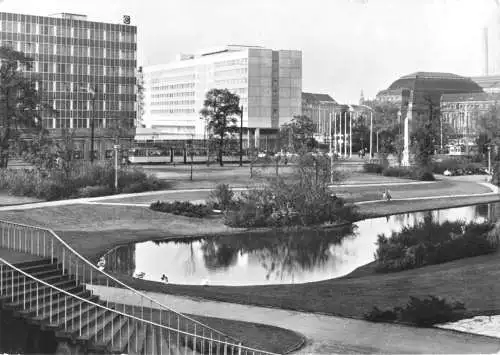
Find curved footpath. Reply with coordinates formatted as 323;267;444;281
1;176;500;353
90;285;500;354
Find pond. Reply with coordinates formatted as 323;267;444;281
103;203;497;286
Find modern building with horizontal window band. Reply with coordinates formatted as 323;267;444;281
142;45;302;150
0;11;137;160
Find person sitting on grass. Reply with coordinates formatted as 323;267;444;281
382;188;392;202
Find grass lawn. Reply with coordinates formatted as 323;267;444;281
0;174;499;334
1;190;500;325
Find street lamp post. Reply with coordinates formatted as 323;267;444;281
239;105;243;167
113;144;120;191
89;86;97;164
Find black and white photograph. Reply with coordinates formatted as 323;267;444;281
0;0;499;354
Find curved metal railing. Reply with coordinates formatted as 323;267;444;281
0;219;278;354
0;257;278;354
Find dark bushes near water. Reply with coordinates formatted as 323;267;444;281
210;181;357;228
363;163;435;181
150;201;212;218
0;164;170;200
375;215;499;273
364;296;466;326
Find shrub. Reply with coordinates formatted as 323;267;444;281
432;158;460;174
364;306;399;323
223;177;357;228
382;167;413;178
77;185;115;198
363;163;384;174
375;217;498;272
208;183;235;211
364;296;465;326
0;164;170;201
150;201;212;218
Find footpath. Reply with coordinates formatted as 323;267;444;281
89;285;500;354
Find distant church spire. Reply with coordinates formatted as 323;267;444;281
359;89;365;105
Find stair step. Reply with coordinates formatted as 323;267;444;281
127;322;147;355
20;288;92;320
11;258;53;269
1;279;78;307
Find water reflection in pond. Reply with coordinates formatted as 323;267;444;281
104;204;496;286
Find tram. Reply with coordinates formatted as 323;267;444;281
127;148;171;164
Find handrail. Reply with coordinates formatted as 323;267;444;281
0;218;237;343
0;257;280;355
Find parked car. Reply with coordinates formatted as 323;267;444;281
443;169;452;176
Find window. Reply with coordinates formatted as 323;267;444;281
56;100;70;110
90;29;104;41
56;63;69;74
22;23;36;34
106;84;118;94
89;65;104;76
107;31;119;42
57;26;71;37
74;46;88;57
90;47;104;58
57;45;71;56
22;42;36;55
121;32;134;42
56;82;71;92
106;66;119;76
41;25;54;36
73;27;87;39
106;48;119;59
74;64;88;75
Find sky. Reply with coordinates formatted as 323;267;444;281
0;0;497;103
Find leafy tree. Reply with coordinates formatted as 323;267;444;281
200;89;241;166
0;46;52;168
279;115;317;153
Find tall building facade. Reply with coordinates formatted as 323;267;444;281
0;12;137;160
143;45;302;148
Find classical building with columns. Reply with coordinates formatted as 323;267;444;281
440;92;500;154
142;45;302;150
301;92;338;143
375;72;484;164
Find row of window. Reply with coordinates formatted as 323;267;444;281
1;21;135;42
150;67;196;77
441;102;491;110
151;83;195;91
151;92;195;99
49;118;134;130
149;74;196;84
150;100;196;106
214;78;248;86
214;58;248;68
53;100;134;111
214;67;248;78
3;41;136;60
37;81;135;95
150;108;196;114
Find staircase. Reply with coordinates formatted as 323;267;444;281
0;221;276;355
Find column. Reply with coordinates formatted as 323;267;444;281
339;112;343;156
344;112;347;157
334;112;337;153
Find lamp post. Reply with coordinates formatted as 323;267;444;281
113;144;120;191
89;86;97;163
239;105;243;167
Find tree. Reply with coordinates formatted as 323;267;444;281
279;115;317;153
200;89;241;166
0;46;51;168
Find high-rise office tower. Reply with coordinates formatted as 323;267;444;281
0;12;137;160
